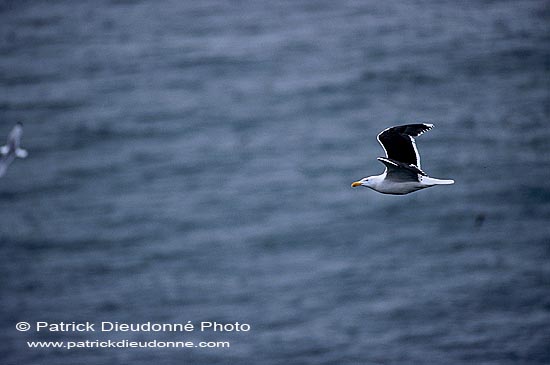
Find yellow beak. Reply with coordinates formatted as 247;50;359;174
351;181;362;188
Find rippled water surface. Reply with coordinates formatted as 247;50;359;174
1;1;549;364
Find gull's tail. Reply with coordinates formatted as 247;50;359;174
422;176;454;186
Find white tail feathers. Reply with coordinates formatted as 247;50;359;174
422;176;454;186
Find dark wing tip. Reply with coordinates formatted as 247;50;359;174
402;123;433;137
378;123;434;138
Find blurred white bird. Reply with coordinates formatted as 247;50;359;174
0;122;28;178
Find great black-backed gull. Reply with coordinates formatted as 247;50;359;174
351;123;454;195
0;122;28;178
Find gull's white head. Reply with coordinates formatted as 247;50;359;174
351;176;378;189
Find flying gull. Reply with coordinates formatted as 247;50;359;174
351;123;454;195
0;122;28;178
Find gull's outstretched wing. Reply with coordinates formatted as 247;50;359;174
7;122;23;150
377;123;433;168
0;159;9;178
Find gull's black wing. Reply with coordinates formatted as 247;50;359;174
377;123;433;168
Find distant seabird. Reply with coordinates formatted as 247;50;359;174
351;123;454;195
0;122;28;178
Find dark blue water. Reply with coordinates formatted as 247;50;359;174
1;1;549;364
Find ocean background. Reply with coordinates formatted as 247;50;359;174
1;0;549;364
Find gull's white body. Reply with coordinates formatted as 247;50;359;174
0;123;28;178
359;172;454;195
